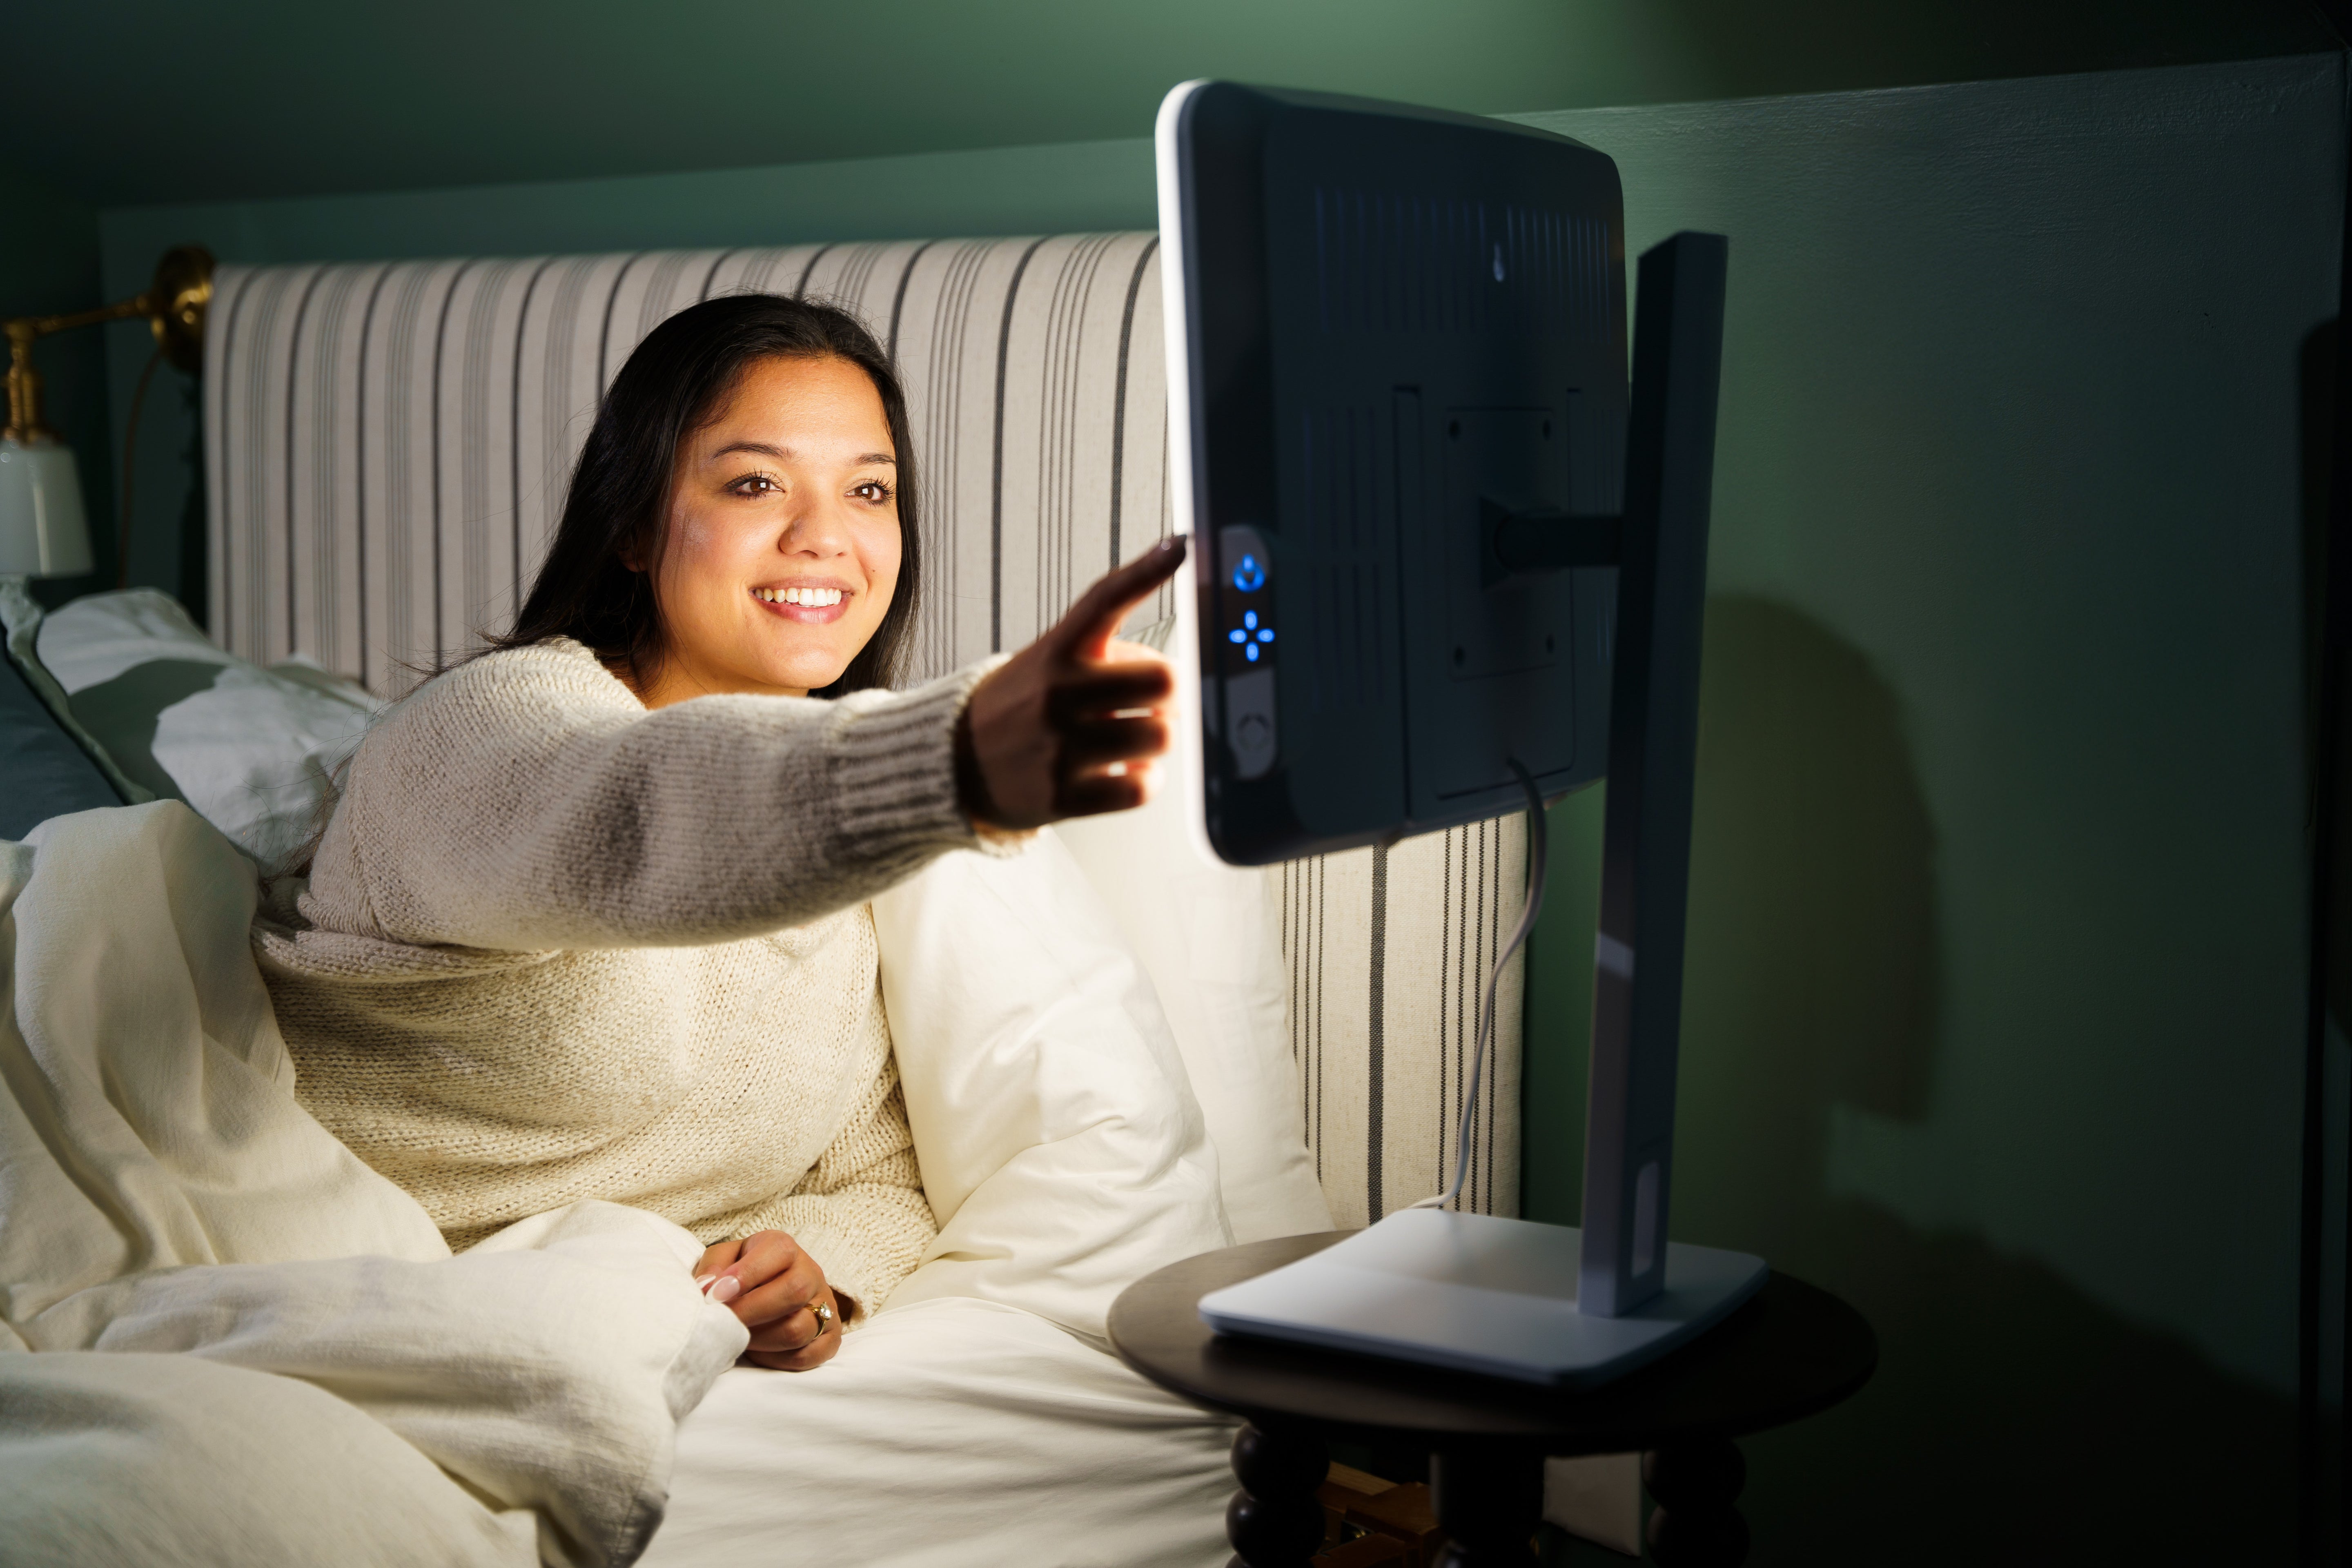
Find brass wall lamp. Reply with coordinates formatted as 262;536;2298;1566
0;245;214;581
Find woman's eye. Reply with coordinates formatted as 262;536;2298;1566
851;481;893;503
731;474;781;496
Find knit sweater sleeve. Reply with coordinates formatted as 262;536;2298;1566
724;1060;937;1323
305;639;1004;951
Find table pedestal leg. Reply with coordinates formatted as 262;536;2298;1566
1644;1438;1749;1567
1225;1422;1328;1568
1429;1446;1543;1566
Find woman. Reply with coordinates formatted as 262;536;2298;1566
256;292;1188;1372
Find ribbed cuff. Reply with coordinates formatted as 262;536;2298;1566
824;659;1006;874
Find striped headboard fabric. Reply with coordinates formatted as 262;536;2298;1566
203;236;1526;1229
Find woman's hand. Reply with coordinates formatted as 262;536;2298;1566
957;535;1187;831
695;1229;850;1372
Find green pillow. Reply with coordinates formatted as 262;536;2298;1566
0;579;153;809
29;589;381;870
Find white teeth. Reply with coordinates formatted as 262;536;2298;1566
756;587;844;607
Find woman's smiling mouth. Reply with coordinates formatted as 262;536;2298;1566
752;584;851;625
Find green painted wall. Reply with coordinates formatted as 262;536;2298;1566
0;164;114;608
21;0;2335;206
98;140;1158;270
1519;56;2339;1561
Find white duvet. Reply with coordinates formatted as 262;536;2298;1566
0;804;1238;1567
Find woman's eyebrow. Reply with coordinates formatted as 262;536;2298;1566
709;441;789;462
707;440;895;465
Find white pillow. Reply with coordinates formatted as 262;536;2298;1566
1055;615;1334;1245
35;590;379;871
871;833;1233;1341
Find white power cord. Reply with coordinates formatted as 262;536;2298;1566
1406;758;1550;1213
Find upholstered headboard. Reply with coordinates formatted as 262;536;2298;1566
203;235;1527;1228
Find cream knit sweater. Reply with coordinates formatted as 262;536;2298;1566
254;637;1000;1316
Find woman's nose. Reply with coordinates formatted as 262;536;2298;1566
780;497;855;557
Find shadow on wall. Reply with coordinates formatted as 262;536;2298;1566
1537;593;2297;1564
1672;594;1938;1258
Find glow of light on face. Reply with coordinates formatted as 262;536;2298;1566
641;354;902;707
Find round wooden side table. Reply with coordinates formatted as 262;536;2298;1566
1108;1232;1876;1568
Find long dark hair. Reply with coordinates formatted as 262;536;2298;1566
496;292;922;697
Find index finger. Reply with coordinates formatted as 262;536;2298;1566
1049;534;1188;662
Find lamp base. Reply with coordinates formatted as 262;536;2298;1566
1198;1208;1766;1388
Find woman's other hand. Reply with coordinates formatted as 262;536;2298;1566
958;535;1187;831
694;1229;850;1371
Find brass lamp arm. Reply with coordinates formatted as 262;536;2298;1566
2;245;214;444
7;294;153;344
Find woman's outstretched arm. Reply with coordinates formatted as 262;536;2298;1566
301;642;993;951
301;539;1186;953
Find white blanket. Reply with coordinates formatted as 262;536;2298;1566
0;804;748;1567
647;1297;1232;1568
0;804;1239;1567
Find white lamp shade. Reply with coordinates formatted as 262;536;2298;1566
0;435;92;578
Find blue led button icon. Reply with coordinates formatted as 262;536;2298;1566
1227;609;1276;663
1231;553;1267;593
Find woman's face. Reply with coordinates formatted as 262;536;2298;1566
635;354;902;706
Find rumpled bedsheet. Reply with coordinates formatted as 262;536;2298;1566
0;803;747;1567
